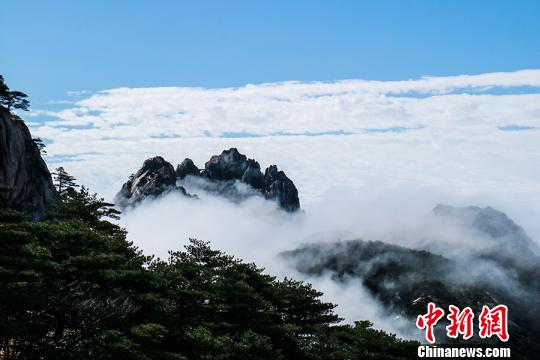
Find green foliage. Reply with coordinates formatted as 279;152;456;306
32;137;47;154
52;167;79;196
0;182;418;359
0;193;150;359
0;75;30;111
305;320;418;360
145;239;345;359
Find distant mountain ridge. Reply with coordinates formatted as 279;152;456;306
433;204;540;256
282;205;540;357
116;148;300;212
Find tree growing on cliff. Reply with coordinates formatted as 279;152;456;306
0;75;8;95
32;137;47;154
0;75;30;111
52;167;78;196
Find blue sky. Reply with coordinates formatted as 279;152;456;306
2;0;539;104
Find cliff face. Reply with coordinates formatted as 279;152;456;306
0;106;57;219
117;148;300;212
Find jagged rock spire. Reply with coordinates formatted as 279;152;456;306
116;148;300;212
116;156;189;208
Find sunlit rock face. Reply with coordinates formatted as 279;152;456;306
116;156;189;208
116;148;300;212
0;106;57;220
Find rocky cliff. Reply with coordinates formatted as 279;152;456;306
116;148;300;212
116;156;190;208
0;106;57;219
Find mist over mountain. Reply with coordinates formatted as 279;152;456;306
282;205;540;355
117;181;540;360
3;0;540;356
7;91;536;355
432;204;540;257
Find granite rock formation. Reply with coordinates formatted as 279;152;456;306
116;148;300;212
116;156;189;208
0;106;57;219
176;158;200;180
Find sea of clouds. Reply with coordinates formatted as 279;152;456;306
30;69;540;338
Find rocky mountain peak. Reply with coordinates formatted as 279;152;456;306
116;148;300;212
241;159;264;190
115;156;188;208
203;148;252;181
263;165;299;212
141;156;174;173
176;158;200;180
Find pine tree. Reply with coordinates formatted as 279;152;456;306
0;75;30;111
32;137;47;154
0;76;8;97
52;167;78;196
0;186;150;358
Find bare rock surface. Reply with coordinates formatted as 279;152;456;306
0;106;57;219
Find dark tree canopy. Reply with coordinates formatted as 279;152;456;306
52;166;79;196
33;137;47;154
0;75;30;111
0;76;8;95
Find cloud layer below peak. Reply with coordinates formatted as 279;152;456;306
29;70;540;231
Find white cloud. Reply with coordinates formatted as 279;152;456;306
31;69;540;231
